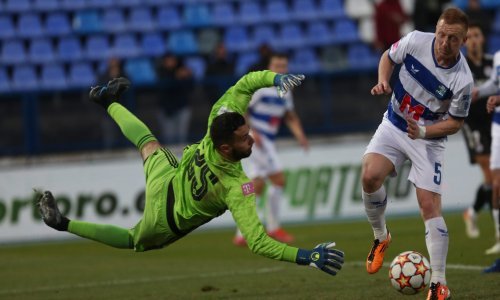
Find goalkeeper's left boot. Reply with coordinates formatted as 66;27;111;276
89;77;131;109
426;282;451;300
366;231;391;274
38;191;69;231
268;228;294;243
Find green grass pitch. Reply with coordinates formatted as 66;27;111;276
1;212;499;299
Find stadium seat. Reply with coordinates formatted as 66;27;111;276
236;52;259;75
0;68;11;92
0;16;16;39
17;14;44;38
129;8;155;32
29;39;55;64
224;27;252;52
197;29;221;55
359;17;375;44
291;0;318;21
265;0;291;23
33;0;58;11
319;0;345;19
113;34;140;58
61;0;86;10
88;0;114;8
331;19;359;44
5;0;30;12
347;44;378;69
184;56;206;80
277;24;306;48
41;64;67;90
73;11;102;34
252;25;277;48
493;9;500;33
57;37;83;62
488;34;500;54
239;2;263;24
321;46;348;71
102;10;127;33
85;36;111;60
184;4;212;28
114;0;141;7
167;31;198;55
289;48;320;74
2;40;27;65
68;62;95;88
45;13;72;37
307;21;333;46
12;65;39;91
124;58;156;85
212;3;236;26
141;33;166;57
157;6;183;30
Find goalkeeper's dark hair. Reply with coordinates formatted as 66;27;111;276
210;112;246;148
270;52;289;60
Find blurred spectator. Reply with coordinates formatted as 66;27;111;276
98;57;124;83
374;0;408;52
206;43;235;76
248;44;274;72
156;54;194;145
465;0;493;38
413;0;450;32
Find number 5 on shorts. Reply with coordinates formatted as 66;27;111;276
433;162;441;185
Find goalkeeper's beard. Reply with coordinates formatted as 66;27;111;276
231;147;252;161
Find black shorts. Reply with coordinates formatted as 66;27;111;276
463;102;492;164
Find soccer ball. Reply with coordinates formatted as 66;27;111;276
389;251;431;295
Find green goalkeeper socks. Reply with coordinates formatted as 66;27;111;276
68;220;133;249
107;102;157;151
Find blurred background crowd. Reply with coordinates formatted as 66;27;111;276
0;0;499;156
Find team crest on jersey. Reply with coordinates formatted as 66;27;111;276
436;85;447;97
241;182;255;196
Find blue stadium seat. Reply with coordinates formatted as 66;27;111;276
292;0;318;21
12;65;39;91
289;48;320;74
0;68;11;92
41;64;67;90
224;27;252;52
197;29;220;55
157;6;183;30
74;11;102;34
307;21;333;46
85;36;111;60
141;33;166;57
265;0;291;23
0;16;16;39
167;31;198;55
2;40;27;65
184;56;206;80
45;13;72;37
17;14;44;38
113;34;140;58
88;0;114;8
129;8;155;32
253;25;277;48
57;37;83;62
239;2;263;24
276;24;305;48
68;62;95;88
29;39;55;64
212;3;236;26
184;4;212;27
114;0;141;7
488;35;500;53
493;9;500;33
347;44;378;69
5;0;31;12
236;52;259;75
319;0;345;19
61;0;86;10
124;58;156;85
332;19;358;44
33;0;58;11
102;10;127;33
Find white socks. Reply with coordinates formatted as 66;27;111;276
425;217;449;285
266;185;284;232
493;209;500;241
362;185;388;241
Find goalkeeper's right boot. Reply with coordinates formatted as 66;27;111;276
38;191;69;231
89;77;131;109
366;230;391;274
426;282;451;300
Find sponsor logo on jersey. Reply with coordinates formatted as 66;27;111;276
241;182;255;196
410;64;419;74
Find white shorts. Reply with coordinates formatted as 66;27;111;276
242;137;282;179
364;118;446;194
490;123;500;170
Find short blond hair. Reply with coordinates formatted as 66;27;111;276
438;7;469;31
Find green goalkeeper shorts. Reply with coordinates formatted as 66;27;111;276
129;147;181;252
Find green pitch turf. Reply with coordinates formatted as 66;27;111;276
1;212;499;300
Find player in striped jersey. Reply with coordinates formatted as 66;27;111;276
361;8;473;300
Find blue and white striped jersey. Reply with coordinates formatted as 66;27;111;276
247;87;294;140
385;30;473;134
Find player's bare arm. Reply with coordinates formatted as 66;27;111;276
487;95;500;113
406;115;464;140
284;110;309;151
371;50;395;95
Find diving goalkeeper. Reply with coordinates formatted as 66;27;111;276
38;71;344;276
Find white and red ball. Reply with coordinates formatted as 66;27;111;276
389;251;431;295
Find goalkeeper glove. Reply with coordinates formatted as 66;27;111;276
274;74;305;98
296;242;344;276
89;77;131;109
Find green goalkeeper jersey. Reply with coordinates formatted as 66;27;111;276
170;71;298;262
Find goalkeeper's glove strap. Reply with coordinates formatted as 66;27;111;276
296;248;312;265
